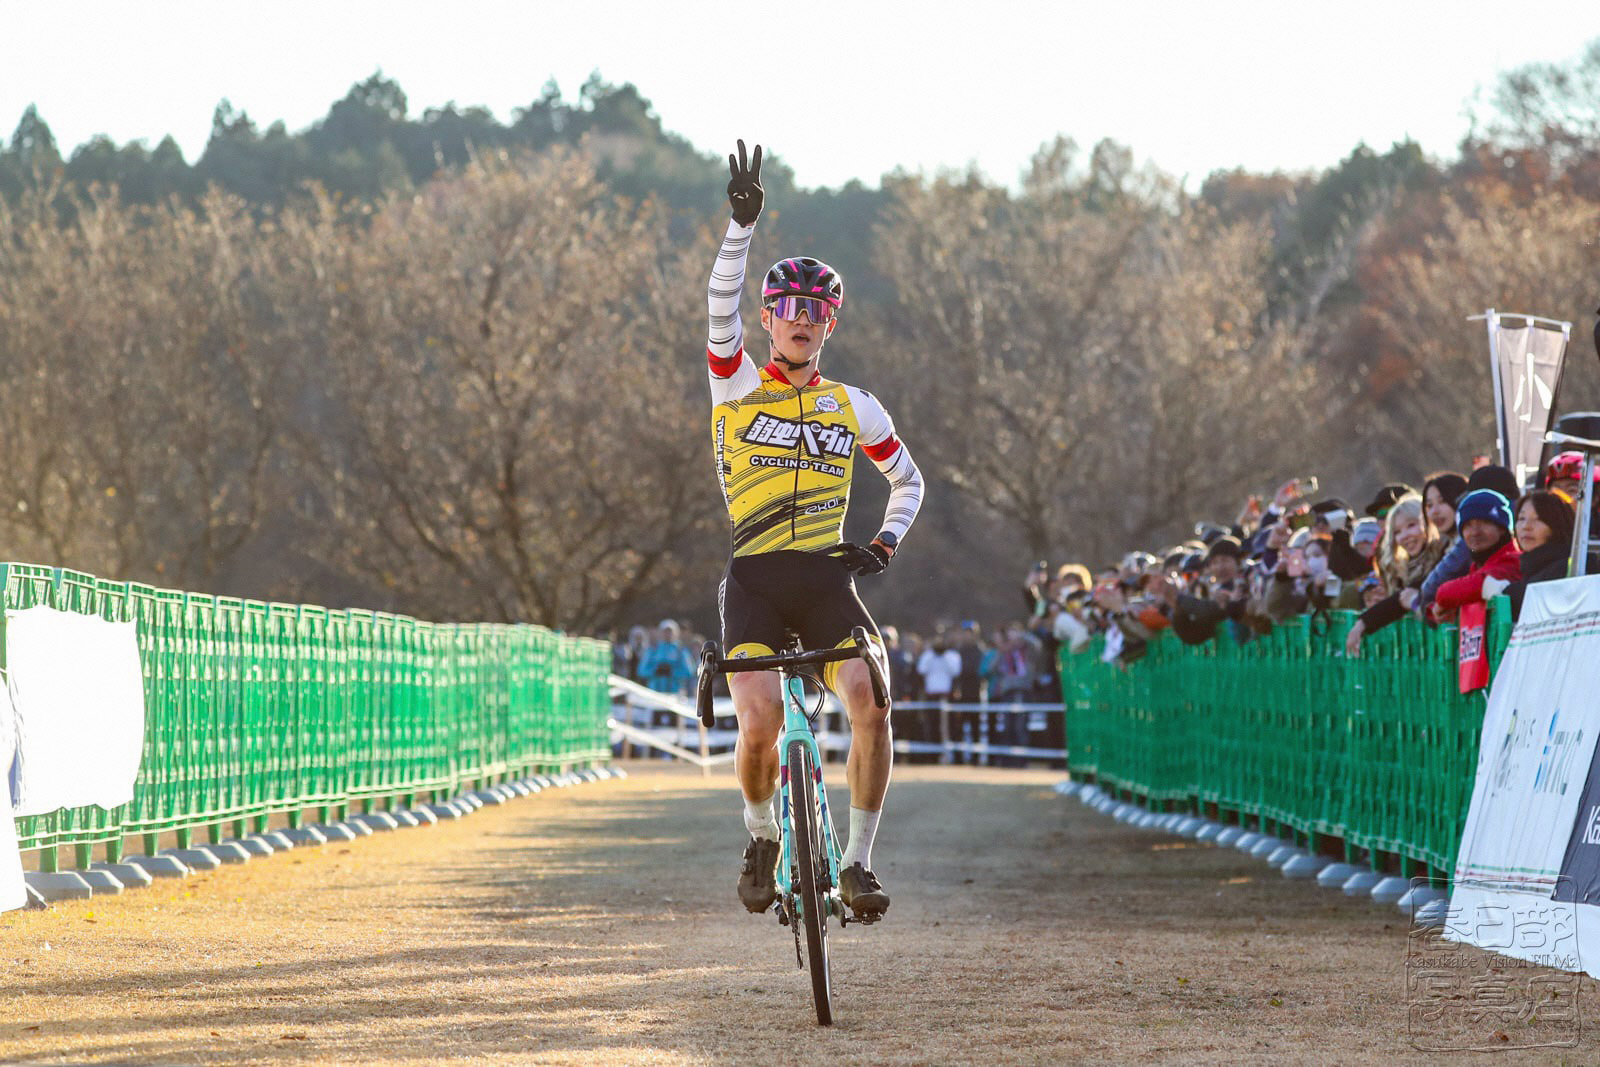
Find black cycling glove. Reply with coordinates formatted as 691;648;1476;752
826;541;890;576
727;139;764;227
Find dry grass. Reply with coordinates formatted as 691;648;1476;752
1;761;1596;1065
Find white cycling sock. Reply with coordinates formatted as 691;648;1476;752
841;806;881;870
744;792;779;841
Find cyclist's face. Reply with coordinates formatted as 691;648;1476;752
762;304;835;364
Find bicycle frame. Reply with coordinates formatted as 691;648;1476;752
694;624;888;928
695;626;887;1026
774;668;842;917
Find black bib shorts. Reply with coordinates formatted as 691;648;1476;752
719;550;881;675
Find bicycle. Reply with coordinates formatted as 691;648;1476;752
695;625;889;1027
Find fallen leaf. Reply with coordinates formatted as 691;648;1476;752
22;1025;40;1031
210;1031;220;1037
1269;997;1282;1007
1494;1030;1510;1042
1223;877;1251;885
1177;977;1189;986
280;1033;308;1041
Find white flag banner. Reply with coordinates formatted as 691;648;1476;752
6;606;147;817
1448;576;1600;975
1483;310;1570;489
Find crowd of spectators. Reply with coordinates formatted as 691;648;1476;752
605;454;1594;761
1037;452;1597;669
610;612;1071;760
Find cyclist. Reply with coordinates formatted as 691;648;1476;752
708;141;923;920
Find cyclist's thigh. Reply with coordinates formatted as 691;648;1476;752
721;559;787;741
794;563;881;695
720;559;786;661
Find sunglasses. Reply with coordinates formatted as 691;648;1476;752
767;296;836;323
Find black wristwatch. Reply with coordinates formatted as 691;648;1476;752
874;530;899;552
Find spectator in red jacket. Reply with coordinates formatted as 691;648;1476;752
1429;489;1522;624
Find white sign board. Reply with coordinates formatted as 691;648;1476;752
1448;576;1600;975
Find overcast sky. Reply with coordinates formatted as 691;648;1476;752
5;0;1599;189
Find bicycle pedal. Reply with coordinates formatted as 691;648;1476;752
842;911;883;926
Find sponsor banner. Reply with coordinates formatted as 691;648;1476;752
1555;740;1600;905
7;606;147;817
1484;310;1570;489
1449;576;1600;976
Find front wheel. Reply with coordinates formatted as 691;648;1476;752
787;739;833;1026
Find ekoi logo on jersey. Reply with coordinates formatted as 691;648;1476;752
741;412;856;459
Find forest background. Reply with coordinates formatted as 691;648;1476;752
4;48;1600;637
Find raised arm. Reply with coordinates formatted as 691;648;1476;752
708;141;763;394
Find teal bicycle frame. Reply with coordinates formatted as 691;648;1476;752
696;625;887;1026
775;668;842;919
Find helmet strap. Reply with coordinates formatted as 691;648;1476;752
773;348;814;370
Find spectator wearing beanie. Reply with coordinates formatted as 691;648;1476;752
1345;493;1446;654
1419;464;1522;612
1428;489;1522;624
1350;518;1383;558
1492;490;1576;620
1328;510;1381;583
1167;537;1242;645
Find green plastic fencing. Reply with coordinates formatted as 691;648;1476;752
1060;603;1515;880
1;562;611;870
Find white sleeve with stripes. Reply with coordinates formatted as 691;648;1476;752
707;218;759;405
845;385;924;544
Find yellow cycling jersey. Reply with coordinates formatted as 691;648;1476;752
704;218;922;560
711;360;903;557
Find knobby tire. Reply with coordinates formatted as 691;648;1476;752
787;739;833;1026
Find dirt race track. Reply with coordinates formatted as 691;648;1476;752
3;761;1597;1065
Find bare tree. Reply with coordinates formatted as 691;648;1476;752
0;183;281;584
283;149;723;630
864;145;1320;569
1367;190;1600;471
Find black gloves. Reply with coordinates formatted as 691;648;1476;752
727;139;764;227
826;541;891;576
